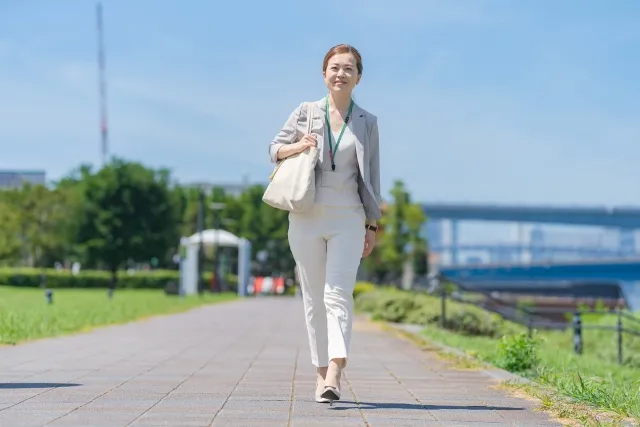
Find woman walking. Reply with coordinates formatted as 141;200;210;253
268;44;382;404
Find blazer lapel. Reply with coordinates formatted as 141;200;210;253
312;99;326;153
351;102;366;179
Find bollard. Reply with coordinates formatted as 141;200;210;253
573;312;583;355
440;285;447;329
45;289;53;305
617;309;623;365
108;276;115;299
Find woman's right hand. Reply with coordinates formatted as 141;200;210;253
275;134;318;161
296;134;317;153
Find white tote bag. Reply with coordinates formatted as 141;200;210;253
262;102;319;212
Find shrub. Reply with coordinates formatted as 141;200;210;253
496;333;540;373
444;305;520;337
353;282;376;299
0;268;182;289
371;293;420;323
404;303;442;325
354;290;382;313
354;287;523;338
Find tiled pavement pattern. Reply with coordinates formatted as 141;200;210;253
0;297;561;427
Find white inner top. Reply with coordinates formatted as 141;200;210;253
315;126;361;207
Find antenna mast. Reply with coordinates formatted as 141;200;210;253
96;2;109;166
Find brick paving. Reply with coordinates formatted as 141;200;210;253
0;297;561;426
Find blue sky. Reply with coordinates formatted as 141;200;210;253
1;0;639;207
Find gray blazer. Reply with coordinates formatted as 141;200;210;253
269;98;382;222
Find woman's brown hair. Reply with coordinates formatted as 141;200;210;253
322;44;363;75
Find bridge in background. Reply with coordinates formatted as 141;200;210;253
422;203;639;265
422;203;640;228
437;258;640;311
421;203;640;311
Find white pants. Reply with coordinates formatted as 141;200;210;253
288;205;366;368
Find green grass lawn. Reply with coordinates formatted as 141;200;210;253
0;286;236;345
420;324;640;422
355;287;640;424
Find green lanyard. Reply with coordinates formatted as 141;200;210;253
324;97;354;171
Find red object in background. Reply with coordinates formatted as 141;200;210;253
274;277;285;294
254;277;264;294
250;276;287;295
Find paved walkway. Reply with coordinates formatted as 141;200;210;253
0;297;560;427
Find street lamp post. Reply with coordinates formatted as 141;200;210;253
209;202;226;292
197;189;206;295
219;218;236;292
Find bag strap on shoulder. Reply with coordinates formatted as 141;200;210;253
306;102;314;135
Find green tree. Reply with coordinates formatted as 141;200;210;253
48;164;95;264
0;200;21;263
405;202;428;277
176;185;202;240
361;180;428;285
76;158;182;288
0;184;77;267
236;185;293;276
173;184;295;279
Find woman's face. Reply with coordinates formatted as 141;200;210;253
323;52;360;94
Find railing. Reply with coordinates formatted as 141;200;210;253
431;274;640;365
526;306;640;364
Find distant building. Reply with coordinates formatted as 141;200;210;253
0;170;46;189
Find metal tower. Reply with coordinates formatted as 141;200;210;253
96;2;109;166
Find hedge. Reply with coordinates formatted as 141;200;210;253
0;268;239;291
0;268;181;289
354;286;522;338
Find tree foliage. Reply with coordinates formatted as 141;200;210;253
0;200;21;262
0;183;76;266
0;159;428;286
75;158;182;283
361;180;428;284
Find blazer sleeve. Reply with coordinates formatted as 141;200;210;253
368;116;382;206
269;102;303;164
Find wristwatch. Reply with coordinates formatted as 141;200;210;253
365;224;378;232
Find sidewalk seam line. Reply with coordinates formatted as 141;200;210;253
287;346;299;427
124;338;244;426
344;371;370;427
42;341;204;426
207;342;267;426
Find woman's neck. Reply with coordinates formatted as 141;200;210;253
327;91;352;115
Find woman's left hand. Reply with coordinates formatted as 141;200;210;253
362;229;376;258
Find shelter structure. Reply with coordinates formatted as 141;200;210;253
179;229;251;296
